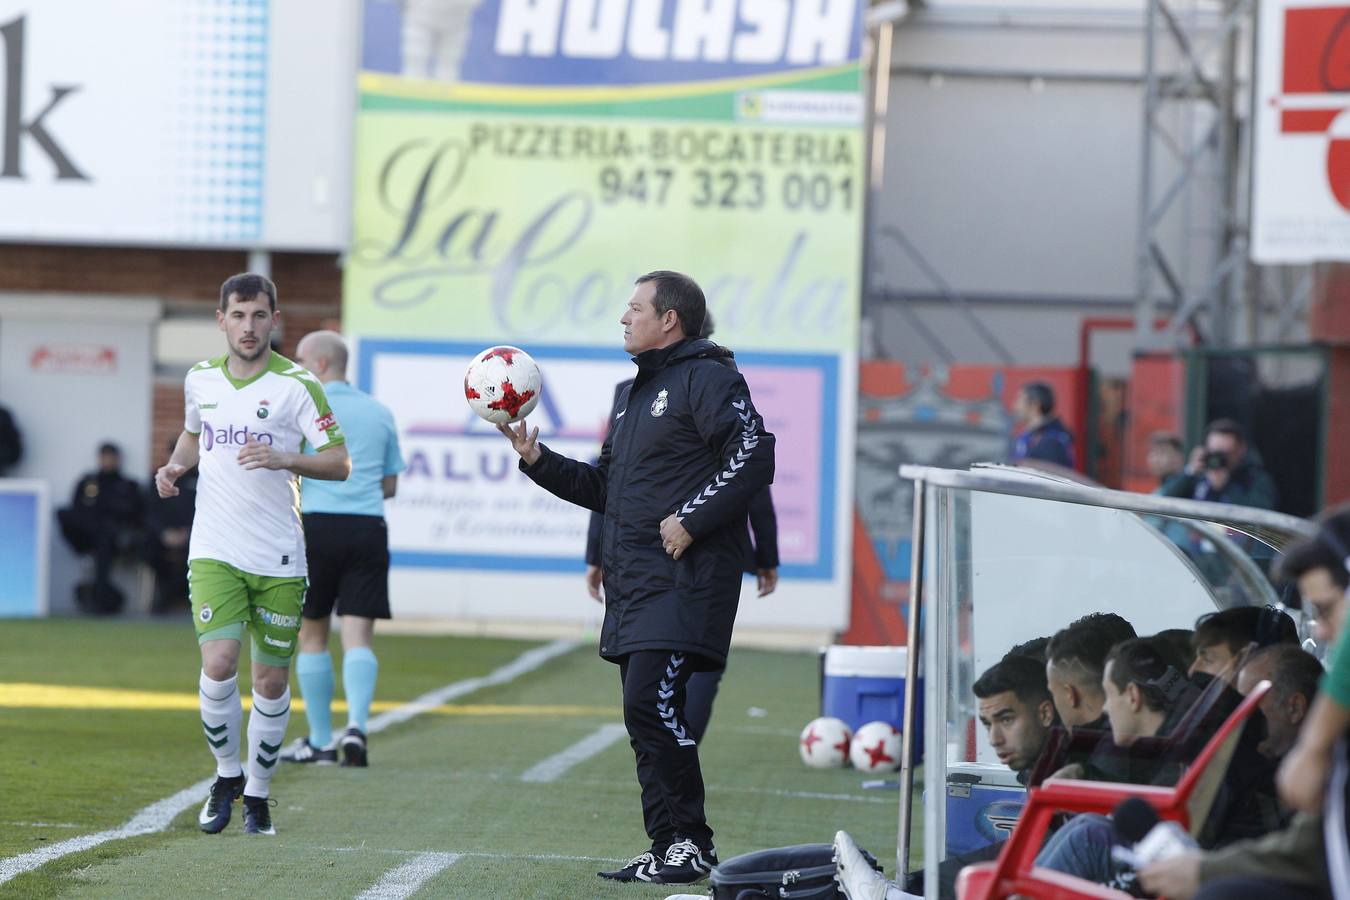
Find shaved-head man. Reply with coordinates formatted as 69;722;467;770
282;330;405;769
1045;614;1137;732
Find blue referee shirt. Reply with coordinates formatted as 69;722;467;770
302;381;404;517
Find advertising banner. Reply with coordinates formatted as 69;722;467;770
0;481;48;616
346;0;863;628
1252;0;1350;262
0;0;356;249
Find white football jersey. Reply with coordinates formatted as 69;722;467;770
184;353;344;577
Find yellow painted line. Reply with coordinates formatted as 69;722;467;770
0;684;612;717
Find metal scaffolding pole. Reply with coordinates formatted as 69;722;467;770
1134;0;1311;351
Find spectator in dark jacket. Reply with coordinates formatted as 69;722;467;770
57;442;144;614
497;270;775;887
1160;419;1278;510
0;402;21;475
1010;381;1075;469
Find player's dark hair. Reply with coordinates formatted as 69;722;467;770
1204;417;1247;444
1152;629;1196;671
1066;612;1137;646
1021;381;1055;415
1193;606;1297;655
1047;621;1132;691
699;310;716;340
1005;636;1050;663
1105;638;1185;713
636;270;705;338
1276;506;1350;591
973;654;1052;711
1242;644;1322;707
220;272;277;312
1149;432;1184;454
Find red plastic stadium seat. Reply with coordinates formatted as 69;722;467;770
956;681;1271;900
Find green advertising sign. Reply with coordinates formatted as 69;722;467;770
346;68;863;353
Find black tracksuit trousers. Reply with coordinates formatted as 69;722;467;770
619;650;715;850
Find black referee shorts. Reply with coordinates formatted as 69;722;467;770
302;513;391;620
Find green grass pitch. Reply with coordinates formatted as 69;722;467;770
0;619;913;898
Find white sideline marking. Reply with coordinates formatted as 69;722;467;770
0;639;578;886
0;780;215;885
520;723;629;783
356;852;460;900
365;640;578;732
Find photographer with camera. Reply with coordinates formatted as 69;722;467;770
1160;419;1277;511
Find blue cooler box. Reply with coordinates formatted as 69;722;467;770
820;645;923;755
944;763;1026;855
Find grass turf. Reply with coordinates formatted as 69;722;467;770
0;619;913;898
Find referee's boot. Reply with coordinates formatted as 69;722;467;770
340;726;368;768
279;736;337;764
652;838;718;884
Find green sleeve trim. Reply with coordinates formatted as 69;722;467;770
270;354;333;416
1322;633;1350;708
314;437;346;452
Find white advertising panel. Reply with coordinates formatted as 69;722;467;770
1252;0;1350;262
0;0;356;249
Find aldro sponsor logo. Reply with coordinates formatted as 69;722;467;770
200;420;275;452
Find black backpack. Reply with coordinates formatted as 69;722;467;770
709;842;882;899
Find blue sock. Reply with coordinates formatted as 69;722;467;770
343;646;378;732
295;651;334;748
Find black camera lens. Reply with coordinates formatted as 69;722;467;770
1203;451;1229;470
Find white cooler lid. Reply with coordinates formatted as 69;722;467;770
823;644;907;678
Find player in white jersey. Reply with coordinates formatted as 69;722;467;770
155;273;350;836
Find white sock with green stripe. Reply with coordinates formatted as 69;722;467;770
245;687;290;798
199;671;242;778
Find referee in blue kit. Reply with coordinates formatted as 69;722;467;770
281;330;405;768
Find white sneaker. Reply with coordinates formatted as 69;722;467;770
278;736;337;764
833;830;892;900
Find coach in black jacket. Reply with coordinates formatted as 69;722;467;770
497;270;775;886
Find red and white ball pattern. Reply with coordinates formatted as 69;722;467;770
849;721;902;773
464;346;542;425
799;716;852;769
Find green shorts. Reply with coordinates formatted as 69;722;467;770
189;559;307;668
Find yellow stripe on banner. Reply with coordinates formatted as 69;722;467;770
358;65;855;105
0;684;613;717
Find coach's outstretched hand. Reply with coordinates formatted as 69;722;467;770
497;417;541;466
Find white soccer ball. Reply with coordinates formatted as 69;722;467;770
799;717;852;769
464;346;542;424
849;721;902;773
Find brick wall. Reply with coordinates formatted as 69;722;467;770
0;244;343;469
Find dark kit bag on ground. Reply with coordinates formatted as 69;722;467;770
709;842;882;899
